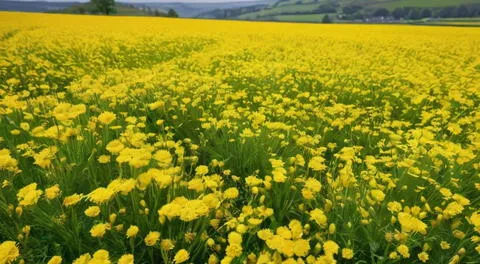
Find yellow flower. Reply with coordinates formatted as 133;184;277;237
91;249;110;263
174;249;190;263
45;184;61;200
144;231;160;246
440;241;450;250
304;178;321;192
195;165;209;175
87;187;115;204
323;240;339;256
72;253;91;264
0;241;20;264
272;167;287;183
328;223;336;234
160;239;175;251
397;212;427;235
0;149;19;173
439;188;452;198
396;244;410;258
20;122;29;131
310;208;327;227
90;223;109;238
449;255;460;264
106;140;124;154
452;230;465;239
292;239;310;257
153;150;172;167
257;229;274;240
228;232;242;245
17;183;43;207
98;111;116;125
225;243;243;257
418;252;429;263
389;251;398;259
63;193;82;207
387;201;402;213
444;201;464;218
118;254;134;264
342;248;354;259
370;189;385;202
33;146;57;169
97;155;111;164
47;256;62;264
126;225;139;238
308;156;326;171
223;187;239;199
52;103;86;121
84;206;101;217
187;178;204;192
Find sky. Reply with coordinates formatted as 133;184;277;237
9;0;263;2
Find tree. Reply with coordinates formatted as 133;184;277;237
373;8;389;17
315;4;336;14
436;6;456;18
321;14;332;23
420;8;432;18
343;5;362;15
91;0;115;15
456;5;469;17
392;7;404;19
408;8;421;20
167;9;179;18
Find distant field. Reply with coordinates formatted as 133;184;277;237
414;17;480;27
232;0;480;22
372;0;480;9
237;3;321;19
52;3;151;16
273;13;335;22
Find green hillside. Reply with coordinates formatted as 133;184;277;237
209;0;480;24
50;2;175;17
371;0;480;9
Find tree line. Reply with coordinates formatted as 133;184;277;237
342;4;480;20
90;0;178;17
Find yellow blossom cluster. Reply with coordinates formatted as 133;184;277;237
0;11;479;263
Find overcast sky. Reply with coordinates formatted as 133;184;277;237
9;0;263;2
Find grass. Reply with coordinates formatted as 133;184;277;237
375;0;480;9
0;11;479;264
235;0;480;22
273;13;336;22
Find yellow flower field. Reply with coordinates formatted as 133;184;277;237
0;12;479;264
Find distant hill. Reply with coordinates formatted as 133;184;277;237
0;1;179;17
0;0;79;12
133;1;271;18
0;0;271;18
49;2;153;16
198;0;480;23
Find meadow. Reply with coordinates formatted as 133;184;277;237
0;12;479;264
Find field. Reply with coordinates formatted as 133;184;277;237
373;0;480;9
415;17;480;27
225;0;480;22
0;12;480;264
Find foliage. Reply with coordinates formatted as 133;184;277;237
167;9;179;18
207;0;480;22
321;14;332;23
0;11;480;264
91;0;115;15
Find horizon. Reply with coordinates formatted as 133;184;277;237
0;0;264;3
